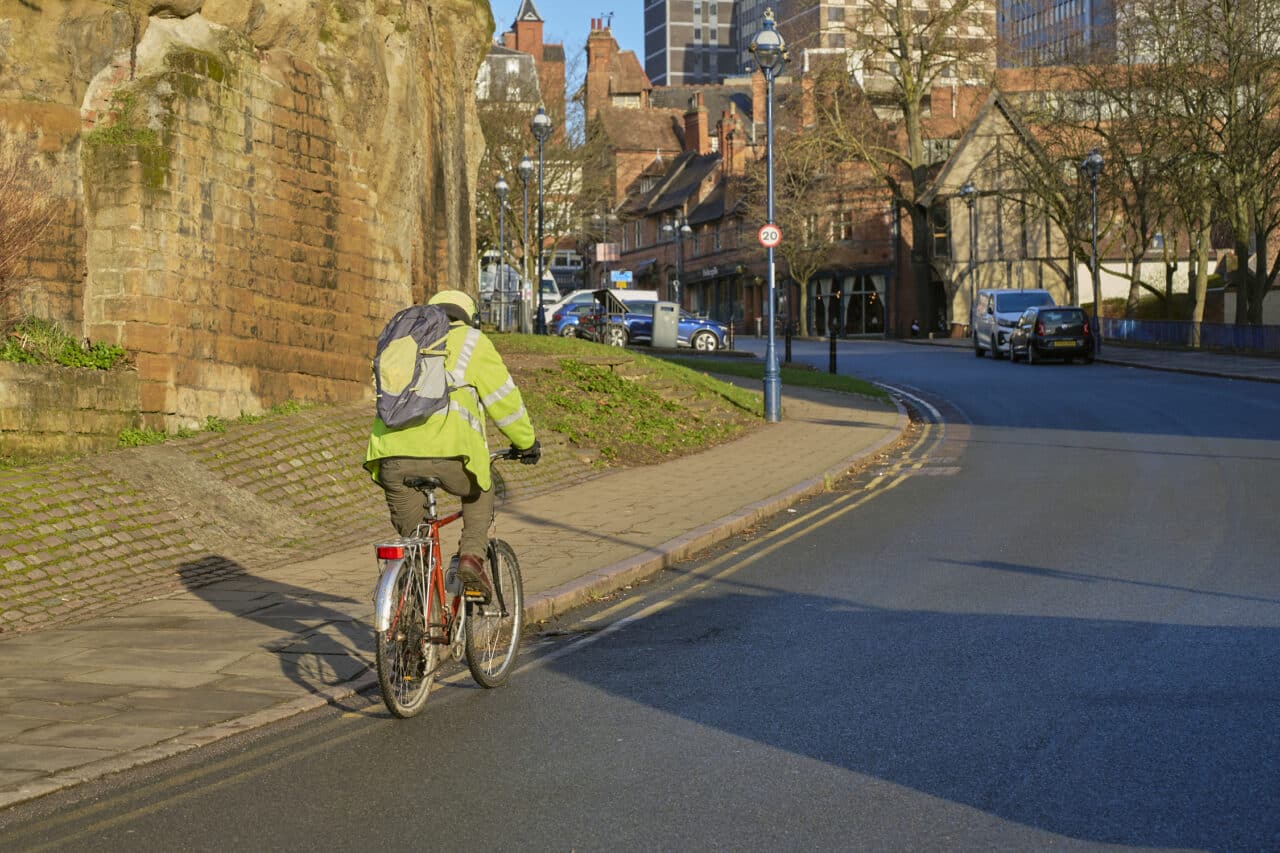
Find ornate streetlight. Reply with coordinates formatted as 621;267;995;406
662;214;692;306
1080;149;1104;354
518;155;533;333
751;8;787;423
531;106;554;334
958;180;977;334
495;176;510;331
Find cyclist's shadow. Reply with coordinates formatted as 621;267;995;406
177;556;373;706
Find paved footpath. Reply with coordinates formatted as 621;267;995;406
0;384;904;809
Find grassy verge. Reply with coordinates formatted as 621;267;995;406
493;334;762;466
663;355;890;402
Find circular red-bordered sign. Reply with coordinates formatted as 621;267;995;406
758;224;782;248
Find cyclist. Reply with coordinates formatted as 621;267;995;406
364;289;540;600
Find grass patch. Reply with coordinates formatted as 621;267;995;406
1;317;127;369
493;334;763;466
665;356;890;403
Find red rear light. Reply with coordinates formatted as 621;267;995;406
1036;322;1046;336
376;545;405;560
1083;321;1091;336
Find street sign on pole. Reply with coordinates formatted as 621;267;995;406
758;224;782;248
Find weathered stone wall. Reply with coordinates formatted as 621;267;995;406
0;0;493;432
0;362;140;458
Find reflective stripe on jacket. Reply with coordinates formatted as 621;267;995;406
364;322;535;491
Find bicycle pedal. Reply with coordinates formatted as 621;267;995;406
462;588;490;603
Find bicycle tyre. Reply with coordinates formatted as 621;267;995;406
465;539;523;688
376;559;438;718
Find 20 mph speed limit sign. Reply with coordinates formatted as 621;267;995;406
758;224;782;248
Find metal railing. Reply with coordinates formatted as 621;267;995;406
1101;318;1280;355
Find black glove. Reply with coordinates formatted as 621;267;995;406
513;440;541;465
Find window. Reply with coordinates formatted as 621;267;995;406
805;214;819;243
835;210;853;241
931;205;950;259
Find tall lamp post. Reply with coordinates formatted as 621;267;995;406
593;210;619;288
531;106;554;334
958;180;977;334
1080;149;1104;354
518;155;533;333
662;214;692;307
495;177;509;331
751;8;787;423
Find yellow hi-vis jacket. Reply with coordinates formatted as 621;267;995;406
363;321;535;492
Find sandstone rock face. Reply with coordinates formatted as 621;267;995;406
0;0;493;429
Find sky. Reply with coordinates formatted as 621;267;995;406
490;0;646;70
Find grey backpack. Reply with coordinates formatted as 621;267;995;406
373;304;454;428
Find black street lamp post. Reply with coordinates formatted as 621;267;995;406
495;176;509;331
594;210;619;288
959;180;977;334
751;8;787;423
518;155;533;333
662;214;692;307
531;106;554;334
1080;149;1104;354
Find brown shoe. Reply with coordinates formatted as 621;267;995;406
456;554;492;603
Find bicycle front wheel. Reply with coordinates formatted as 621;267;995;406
376;562;438;718
465;539;523;687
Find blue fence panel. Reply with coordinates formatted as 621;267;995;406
1100;317;1280;354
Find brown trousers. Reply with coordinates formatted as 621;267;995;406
377;457;493;559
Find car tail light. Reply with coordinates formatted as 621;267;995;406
376;545;404;560
1036;322;1046;336
1082;321;1091;336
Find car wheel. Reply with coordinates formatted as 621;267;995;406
1027;343;1037;365
1010;344;1020;363
605;324;628;348
973;336;983;357
691;331;717;351
991;340;1003;360
559;324;576;337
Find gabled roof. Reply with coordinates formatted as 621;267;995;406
621;151;721;218
594;105;683;153
610;50;651;97
918;91;1045;207
651;82;754;125
514;0;543;24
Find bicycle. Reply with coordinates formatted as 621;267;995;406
371;449;530;718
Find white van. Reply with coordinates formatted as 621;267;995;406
973;288;1055;358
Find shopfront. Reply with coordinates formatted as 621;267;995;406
810;270;888;336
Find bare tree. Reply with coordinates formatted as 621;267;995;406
813;0;995;332
0;134;54;325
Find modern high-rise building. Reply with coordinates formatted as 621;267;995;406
644;0;741;85
997;0;1117;66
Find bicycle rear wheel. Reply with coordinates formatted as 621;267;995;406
465;539;523;687
376;561;438;718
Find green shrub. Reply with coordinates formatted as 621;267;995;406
0;317;127;369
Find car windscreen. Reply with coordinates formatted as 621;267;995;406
624;302;656;316
995;292;1053;313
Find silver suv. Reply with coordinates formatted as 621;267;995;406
972;288;1055;359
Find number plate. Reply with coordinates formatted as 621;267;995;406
1052;339;1079;348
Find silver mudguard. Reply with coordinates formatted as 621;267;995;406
373;558;406;633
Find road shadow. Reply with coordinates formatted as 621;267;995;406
545;580;1280;849
177;556;372;709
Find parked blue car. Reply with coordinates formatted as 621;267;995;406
580;295;728;351
551;303;589;337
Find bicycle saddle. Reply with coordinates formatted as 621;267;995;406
404;476;443;491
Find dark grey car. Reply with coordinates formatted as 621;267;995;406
1009;305;1095;364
